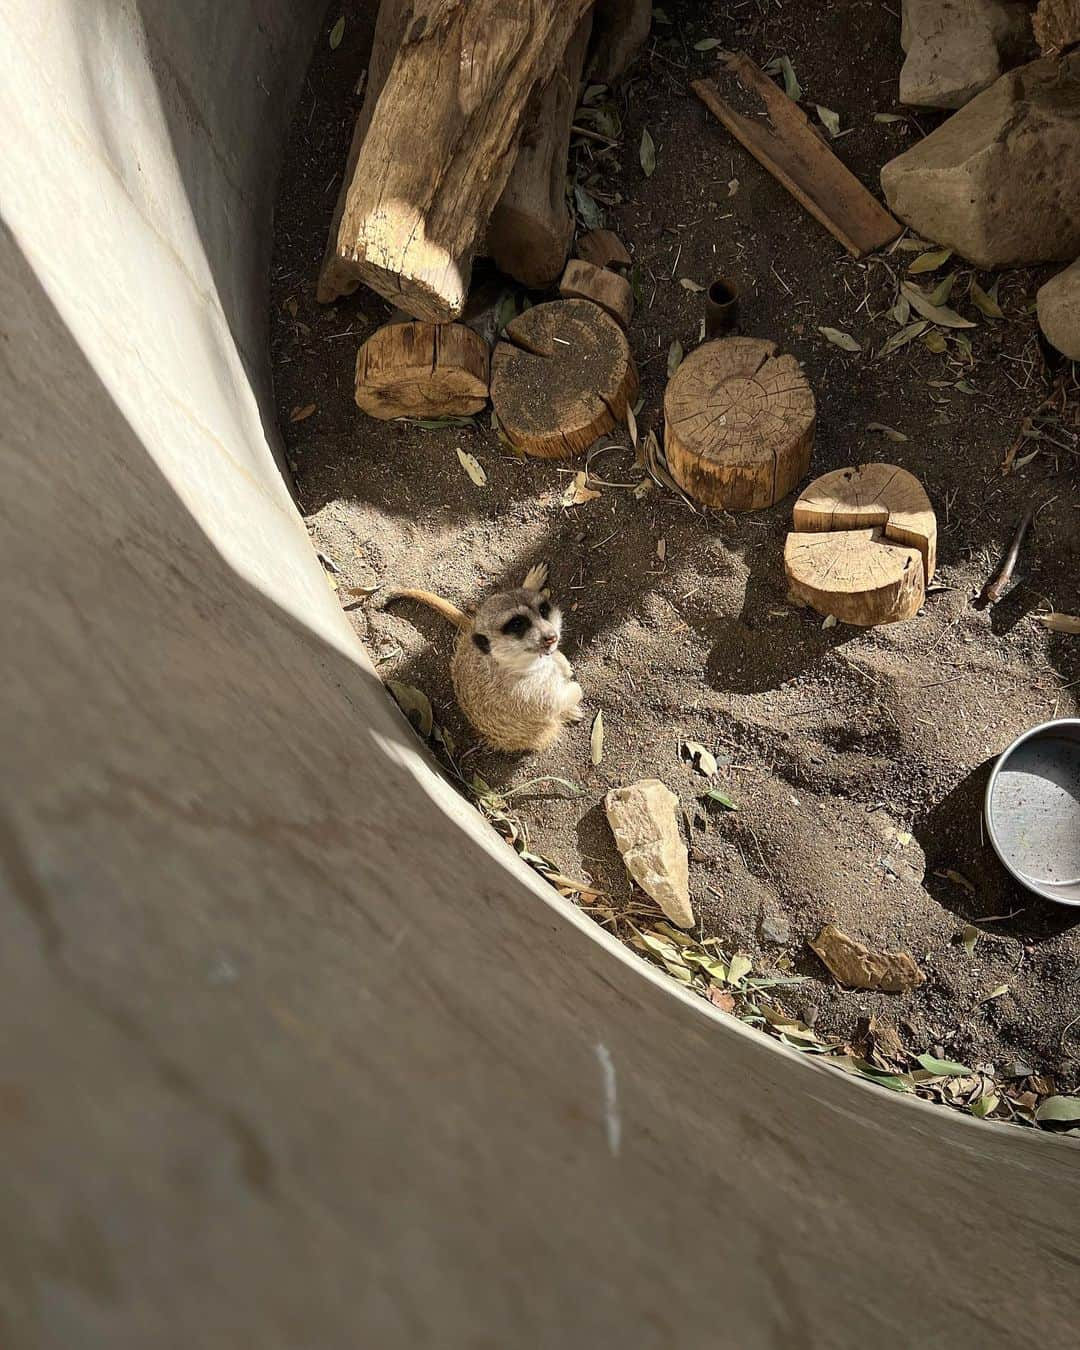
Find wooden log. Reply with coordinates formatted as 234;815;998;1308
784;462;937;626
485;13;592;288
588;0;652;81
354;322;490;420
490;299;637;458
663;337;815;511
559;258;634;328
576;229;632;270
318;0;592;322
792;463;937;583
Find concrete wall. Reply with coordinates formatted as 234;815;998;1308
0;2;1075;1346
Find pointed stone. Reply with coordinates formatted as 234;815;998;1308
605;780;694;929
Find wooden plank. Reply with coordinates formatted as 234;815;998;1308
692;57;902;258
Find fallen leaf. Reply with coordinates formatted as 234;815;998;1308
810;924;925;992
386;681;433;738
680;740;718;777
878;319;928;357
908;247;953;274
922;331;947;353
981;983;1009;1003
289;403;316;422
656;537;666;562
680;277;705;292
456;448;487;486
818;326;861;352
866;422;908;442
328;15;345;48
940;868;975;895
574;184;603;229
928;273;956;306
639;127;656;177
916;1053;973;1077
763;54;802;101
283;296;299;317
700;788;737;811
1038;612;1080;634
708;987;736;1012
667;339;684;377
816;105;841;137
874;111;905;123
971;1092;1000;1118
590;709;604;765
891;296;911;325
900;281;976;329
652;6;671;22
694;36;723;50
960;924;979;957
727;953;752;985
1035;1095;1080;1124
562;471;600;507
970;279;1004;319
822;613;838;630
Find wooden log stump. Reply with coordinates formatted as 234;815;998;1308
589;0;653;81
559;258;634;328
490;299;637;458
784;463;937;626
663;337;815;511
354;322;490;420
485;13;592;288
576;229;632;270
318;0;592;321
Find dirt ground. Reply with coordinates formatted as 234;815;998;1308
270;1;1080;1098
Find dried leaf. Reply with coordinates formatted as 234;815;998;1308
818;326;861;352
1035;1095;1080;1124
810;924;925;992
900;281;976;329
941;868;975;894
386;681;433;738
1038;612;1080;634
816;105;841;137
928;273;956;306
562;471;601;507
694;36;723;51
908;247;952;274
680;740;718;777
727;953;752;985
970;279;1004;319
590;709;604;765
639;128;656;177
328;15;345;48
916;1054;973;1077
680;277;705;292
878;320;928;357
289;403;316;422
866;422;908;442
821;613;838;629
874;111;905;123
667;338;684;377
922;330;947;354
573;184;603;229
891;296;911;325
981;983;1009;1003
708;987;736;1012
971;1092;1000;1118
700;788;737;811
763;54;802;101
456;448;487;486
960;924;979;957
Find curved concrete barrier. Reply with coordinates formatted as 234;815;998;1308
0;3;1075;1346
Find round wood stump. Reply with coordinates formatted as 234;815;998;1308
663;336;815;511
354;322;490;421
784;462;937;626
490;299;638;459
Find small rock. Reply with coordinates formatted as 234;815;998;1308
900;0;1033;109
882;52;1080;267
605;779;694;929
809;923;926;992
1037;256;1080;359
801;1003;820;1028
758;909;792;946
1033;0;1080;53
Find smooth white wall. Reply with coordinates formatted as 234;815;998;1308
0;3;1076;1347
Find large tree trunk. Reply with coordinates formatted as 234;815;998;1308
588;0;651;80
317;0;593;321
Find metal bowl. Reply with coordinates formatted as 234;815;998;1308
985;719;1080;906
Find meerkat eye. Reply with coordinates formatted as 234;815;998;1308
501;614;531;638
537;601;552;619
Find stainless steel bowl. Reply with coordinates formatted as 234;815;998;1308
985;718;1080;906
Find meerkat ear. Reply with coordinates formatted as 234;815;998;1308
472;632;491;655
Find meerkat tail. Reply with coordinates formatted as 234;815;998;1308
382;588;470;630
522;561;549;592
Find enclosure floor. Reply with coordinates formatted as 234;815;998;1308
272;0;1080;1086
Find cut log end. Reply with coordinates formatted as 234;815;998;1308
354;322;490;420
490;299;637;459
663;336;815;511
785;529;925;626
559;258;634;327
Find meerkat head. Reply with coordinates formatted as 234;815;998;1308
470;586;563;676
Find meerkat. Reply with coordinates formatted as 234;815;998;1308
383;563;584;753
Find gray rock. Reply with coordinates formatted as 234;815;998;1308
605;779;694;929
758;910;792;946
1037;256;1080;358
882;53;1080;267
900;0;1033;109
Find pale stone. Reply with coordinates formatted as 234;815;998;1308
605;779;694;929
900;0;1033;109
882;53;1080;267
1037;256;1080;359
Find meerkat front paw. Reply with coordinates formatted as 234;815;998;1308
522;561;550;592
562;682;585;722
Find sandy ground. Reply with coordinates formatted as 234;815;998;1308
270;1;1080;1091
